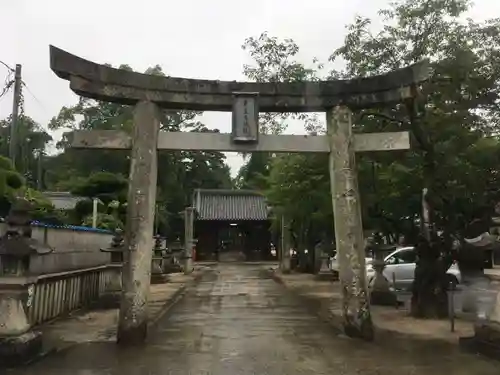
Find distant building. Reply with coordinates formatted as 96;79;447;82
42;191;85;210
192;189;272;261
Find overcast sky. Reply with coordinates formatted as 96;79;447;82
1;0;498;176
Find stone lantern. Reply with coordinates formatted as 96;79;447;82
459;222;500;359
151;235;169;284
99;229;125;308
315;238;335;281
369;243;397;306
0;199;53;365
101;228;125;263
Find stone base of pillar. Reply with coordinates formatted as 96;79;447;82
370;290;397;306
183;258;193;275
151;273;170;284
95;291;122;309
0;331;43;366
94;266;122;309
280;258;291;274
460;322;500;360
460;288;500;360
315;257;335;281
315;270;336;281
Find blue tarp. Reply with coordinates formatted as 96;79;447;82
30;221;113;234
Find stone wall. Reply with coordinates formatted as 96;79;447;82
0;224;113;275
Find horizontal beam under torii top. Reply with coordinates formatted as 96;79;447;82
50;46;430;112
69;130;410;153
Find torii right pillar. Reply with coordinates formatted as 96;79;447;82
327;105;373;341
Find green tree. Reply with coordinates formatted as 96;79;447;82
0;156;24;216
0;155;65;223
0;115;52;188
47;64;232;236
70;172;128;204
330;0;500;317
237;32;324;191
266;153;332;249
242;1;500;318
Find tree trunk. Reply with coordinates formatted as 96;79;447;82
406;95;450;318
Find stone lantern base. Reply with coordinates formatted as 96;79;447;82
151;257;170;284
459;289;500;360
0;331;43;366
0;290;43;366
96;264;123;309
460;322;500;360
369;244;397;306
315;256;336;281
151;273;170;284
370;290;397;306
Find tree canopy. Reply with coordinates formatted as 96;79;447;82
45;64;232;236
233;0;500;317
236;0;500;249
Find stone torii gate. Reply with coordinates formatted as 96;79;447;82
49;46;429;344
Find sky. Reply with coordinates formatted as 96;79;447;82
1;0;499;177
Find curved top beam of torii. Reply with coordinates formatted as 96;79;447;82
50;45;430;112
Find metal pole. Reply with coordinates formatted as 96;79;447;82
281;213;291;273
154;204;159;235
393;272;398;309
92;198;98;228
184;207;194;274
37;149;43;190
9;64;22;167
448;281;455;332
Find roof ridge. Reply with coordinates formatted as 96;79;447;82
194;188;264;196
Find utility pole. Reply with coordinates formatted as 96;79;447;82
9;64;22;167
37;149;43;190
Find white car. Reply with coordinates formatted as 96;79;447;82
331;246;461;291
366;246;461;291
330;255;372;276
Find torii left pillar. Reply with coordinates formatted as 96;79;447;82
117;101;160;345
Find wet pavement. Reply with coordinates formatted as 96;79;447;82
7;263;499;375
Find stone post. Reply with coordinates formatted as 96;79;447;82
326;105;374;341
117;101;160;346
369;244;397;306
459;233;500;358
280;214;291;273
315;238;335;281
184;207;194;275
99;229;125;308
0;199;53;364
151;235;169;284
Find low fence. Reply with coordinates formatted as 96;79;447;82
25;264;119;326
0;223;114;275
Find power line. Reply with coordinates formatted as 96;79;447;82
0;79;14;99
22;81;49;115
0;60;16;103
0;60;14;72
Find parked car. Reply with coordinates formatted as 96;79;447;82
366;246;461;291
331;246;461;291
330;255;373;273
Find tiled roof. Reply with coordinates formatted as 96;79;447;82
193;189;269;221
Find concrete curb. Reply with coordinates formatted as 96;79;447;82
265;268;344;336
147;267;209;330
266;268;467;346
